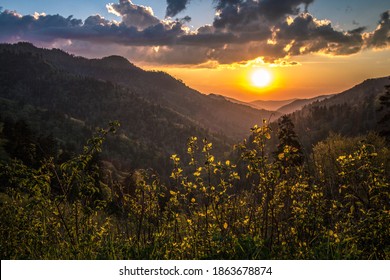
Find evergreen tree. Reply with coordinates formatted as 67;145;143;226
274;115;304;167
3;120;37;166
378;84;390;143
0;122;8;161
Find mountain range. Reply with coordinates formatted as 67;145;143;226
211;94;335;114
0;42;388;175
0;42;277;141
285;76;389;150
276;95;334;114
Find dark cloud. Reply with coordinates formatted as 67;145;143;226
259;0;314;20
0;8;184;46
179;15;192;23
213;1;261;30
0;9;82;42
276;13;365;56
207;41;286;64
278;14;346;42
0;1;388;66
213;0;314;29
349;26;366;34
179;31;237;47
367;10;390;48
166;0;191;18
142;45;212;65
213;0;243;10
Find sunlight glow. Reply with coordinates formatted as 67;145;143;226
251;69;272;88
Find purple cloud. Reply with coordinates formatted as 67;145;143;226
0;1;388;66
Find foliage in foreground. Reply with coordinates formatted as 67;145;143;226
0;121;389;259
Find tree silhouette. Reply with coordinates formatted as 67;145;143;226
274;115;304;167
378;84;390;143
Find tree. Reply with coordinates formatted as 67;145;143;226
274;115;304;168
0;122;8;161
378;84;390;143
2;120;37;166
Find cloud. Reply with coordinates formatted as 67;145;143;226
209;0;313;50
0;9;82;42
107;0;160;29
259;0;314;20
135;45;213;65
276;13;366;56
213;0;314;29
366;10;390;48
0;1;389;66
166;0;191;18
84;15;111;27
0;7;184;46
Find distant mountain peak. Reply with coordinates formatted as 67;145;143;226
249;99;298;111
100;55;138;70
276;94;334;114
15;41;36;48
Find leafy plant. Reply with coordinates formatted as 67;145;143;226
0;120;388;259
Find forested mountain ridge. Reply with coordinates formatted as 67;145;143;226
309;77;389;108
277;94;334;114
0;42;276;141
210;94;334;115
0;43;232;175
1;43;388;166
0;43;389;260
250;99;297;111
285;76;390;151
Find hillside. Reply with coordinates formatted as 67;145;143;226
0;43;232;176
250;98;297;111
0;44;389;261
284;76;390;150
0;42;275;141
208;93;255;107
1;43;388;162
277;94;334;114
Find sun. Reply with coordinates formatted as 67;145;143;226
251;69;272;88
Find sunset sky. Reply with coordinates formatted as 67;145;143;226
0;0;389;101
